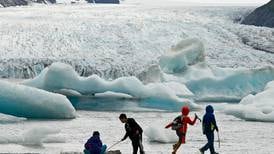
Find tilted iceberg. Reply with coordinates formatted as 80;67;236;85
224;80;274;122
159;38;205;73
0;80;76;119
23;62;199;110
161;38;274;102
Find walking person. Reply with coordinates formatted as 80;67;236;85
119;113;145;154
199;105;219;154
165;106;198;154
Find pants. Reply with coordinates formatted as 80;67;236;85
200;132;215;154
176;130;186;144
131;134;145;154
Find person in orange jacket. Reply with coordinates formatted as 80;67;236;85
165;106;199;154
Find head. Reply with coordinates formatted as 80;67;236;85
181;106;190;116
93;131;100;137
119;113;127;123
206;105;214;114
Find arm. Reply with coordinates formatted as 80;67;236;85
121;131;129;141
186;116;197;125
165;122;173;128
212;115;219;132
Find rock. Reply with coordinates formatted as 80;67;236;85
86;0;120;4
107;150;122;154
241;0;274;28
0;0;28;7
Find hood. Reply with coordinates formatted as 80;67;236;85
181;106;190;116
206;105;214;114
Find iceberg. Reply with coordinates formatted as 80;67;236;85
161;38;274;102
159;38;205;73
23;62;199;110
224;80;274;122
0;80;76;119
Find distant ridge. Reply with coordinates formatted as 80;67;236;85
242;0;274;28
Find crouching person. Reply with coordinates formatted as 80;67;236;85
84;131;107;154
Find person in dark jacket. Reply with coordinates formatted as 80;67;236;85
84;131;107;154
199;105;219;154
119;113;145;154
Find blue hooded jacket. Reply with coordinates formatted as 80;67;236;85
202;105;218;134
85;135;103;154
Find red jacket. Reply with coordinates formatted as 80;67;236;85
165;106;197;134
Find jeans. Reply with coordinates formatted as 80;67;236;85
200;132;215;154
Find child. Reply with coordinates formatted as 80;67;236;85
165;106;198;154
84;131;107;154
199;105;219;154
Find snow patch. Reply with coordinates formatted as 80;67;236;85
0;127;65;146
145;126;177;143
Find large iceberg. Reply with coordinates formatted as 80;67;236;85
161;38;274;102
23;62;199;110
224;80;274;122
0;80;76;119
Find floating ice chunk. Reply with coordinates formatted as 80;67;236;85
24;62;199;109
159;38;205;73
0;80;76;119
225;80;274;122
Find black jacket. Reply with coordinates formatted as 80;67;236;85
122;118;143;140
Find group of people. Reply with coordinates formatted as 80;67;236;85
84;105;219;154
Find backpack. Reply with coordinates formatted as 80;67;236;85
171;115;183;130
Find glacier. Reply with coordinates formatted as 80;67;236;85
0;80;76;119
0;5;274;79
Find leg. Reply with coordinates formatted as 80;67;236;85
100;144;107;154
200;133;213;152
132;139;139;154
138;134;145;154
208;133;215;154
172;139;182;154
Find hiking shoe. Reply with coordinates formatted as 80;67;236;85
172;144;177;150
199;149;204;154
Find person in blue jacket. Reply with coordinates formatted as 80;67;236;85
199;105;219;154
84;131;107;154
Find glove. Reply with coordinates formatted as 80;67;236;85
215;127;219;132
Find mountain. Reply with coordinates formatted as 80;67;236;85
242;0;274;28
0;0;55;7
